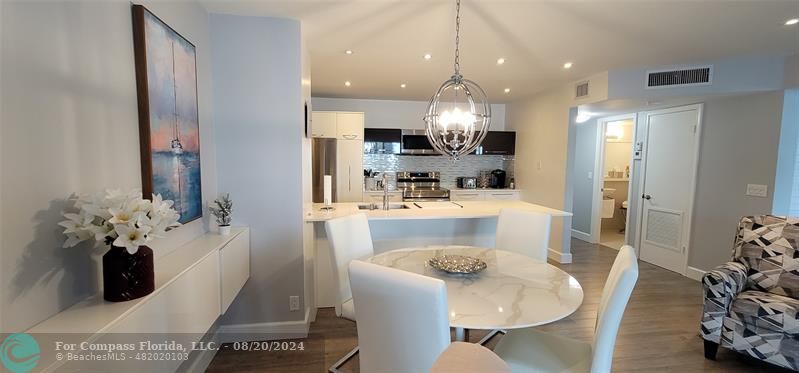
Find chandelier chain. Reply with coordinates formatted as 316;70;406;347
454;0;461;75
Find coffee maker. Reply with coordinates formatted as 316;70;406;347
490;169;506;189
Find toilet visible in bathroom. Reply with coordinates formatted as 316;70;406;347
602;188;616;219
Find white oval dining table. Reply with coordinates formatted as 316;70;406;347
366;246;584;341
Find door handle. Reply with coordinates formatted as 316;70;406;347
642;194;651;200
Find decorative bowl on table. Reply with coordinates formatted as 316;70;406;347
428;255;487;274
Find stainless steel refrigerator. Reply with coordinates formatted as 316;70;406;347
312;138;337;203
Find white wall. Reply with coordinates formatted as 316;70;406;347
505;87;574;260
210;14;307;327
687;92;784;270
311;97;506;130
608;56;785;100
1;0;217;333
773;89;799;216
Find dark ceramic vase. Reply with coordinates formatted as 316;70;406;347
103;245;155;302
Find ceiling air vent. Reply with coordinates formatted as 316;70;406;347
646;65;712;88
575;81;590;98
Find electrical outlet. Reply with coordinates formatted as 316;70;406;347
289;296;300;311
746;184;768;198
588;171;593;179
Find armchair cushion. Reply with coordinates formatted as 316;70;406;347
734;215;799;298
701;261;748;342
730;290;799;335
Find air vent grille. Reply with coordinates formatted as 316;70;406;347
575;81;590;98
647;66;712;88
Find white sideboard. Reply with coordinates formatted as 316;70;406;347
27;228;250;373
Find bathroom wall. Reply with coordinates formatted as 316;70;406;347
362;155;513;188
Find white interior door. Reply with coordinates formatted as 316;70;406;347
638;105;702;274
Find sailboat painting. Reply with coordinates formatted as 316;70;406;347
132;5;202;224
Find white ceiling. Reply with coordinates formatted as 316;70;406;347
202;0;799;103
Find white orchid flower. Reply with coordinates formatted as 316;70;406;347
108;207;144;225
58;211;94;247
113;224;152;254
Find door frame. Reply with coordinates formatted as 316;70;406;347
590;113;638;244
633;103;704;275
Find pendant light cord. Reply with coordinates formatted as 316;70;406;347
454;0;461;75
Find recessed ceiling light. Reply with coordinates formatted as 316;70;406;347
563;62;573;69
424;54;432;60
345;50;353;55
497;58;505;65
504;88;511;93
400;83;406;88
786;18;799;26
344;81;351;87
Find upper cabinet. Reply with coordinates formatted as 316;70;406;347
335;112;364;140
364;128;401;154
311;111;364;140
311;111;337;138
475;131;516;155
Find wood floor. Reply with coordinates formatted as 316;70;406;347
207;240;789;372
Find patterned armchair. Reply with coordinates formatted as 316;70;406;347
701;215;799;371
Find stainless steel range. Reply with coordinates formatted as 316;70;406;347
396;171;450;202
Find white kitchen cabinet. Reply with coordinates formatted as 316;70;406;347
450;190;521;201
311;111;337;138
450;190;486;201
336;112;364;140
485;190;521;200
336;139;364;202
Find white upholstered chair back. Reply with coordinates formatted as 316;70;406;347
348;260;451;373
591;245;639;372
325;213;374;317
495;208;551;261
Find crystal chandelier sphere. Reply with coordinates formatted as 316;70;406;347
424;74;492;160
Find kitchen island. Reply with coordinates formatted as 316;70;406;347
304;200;572;308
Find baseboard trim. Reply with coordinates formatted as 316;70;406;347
570;229;592;243
548;248;573;264
686;266;706;282
217;308;312;343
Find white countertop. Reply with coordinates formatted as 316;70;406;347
304;200;571;222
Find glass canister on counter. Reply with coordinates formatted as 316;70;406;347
477;170;491;189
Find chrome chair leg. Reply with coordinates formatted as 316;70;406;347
478;329;506;345
328;345;359;373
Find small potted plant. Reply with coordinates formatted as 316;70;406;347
209;193;233;235
59;189;181;302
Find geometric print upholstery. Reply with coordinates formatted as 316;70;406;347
730;290;799;335
701;215;799;371
734;215;799;298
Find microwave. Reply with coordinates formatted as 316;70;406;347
401;129;436;155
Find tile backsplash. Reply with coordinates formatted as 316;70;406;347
363;154;514;188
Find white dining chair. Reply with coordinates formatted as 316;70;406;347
431;342;511;373
348;260;451;373
492;245;639;373
495;208;551;261
481;208;552;345
324;213;374;372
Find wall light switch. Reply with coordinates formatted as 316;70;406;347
588;171;593;179
746;184;768;198
537;161;543;170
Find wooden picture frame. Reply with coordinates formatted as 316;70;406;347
132;4;202;224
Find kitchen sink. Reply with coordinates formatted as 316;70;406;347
357;203;411;210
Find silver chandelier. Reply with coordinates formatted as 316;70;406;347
423;0;491;160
